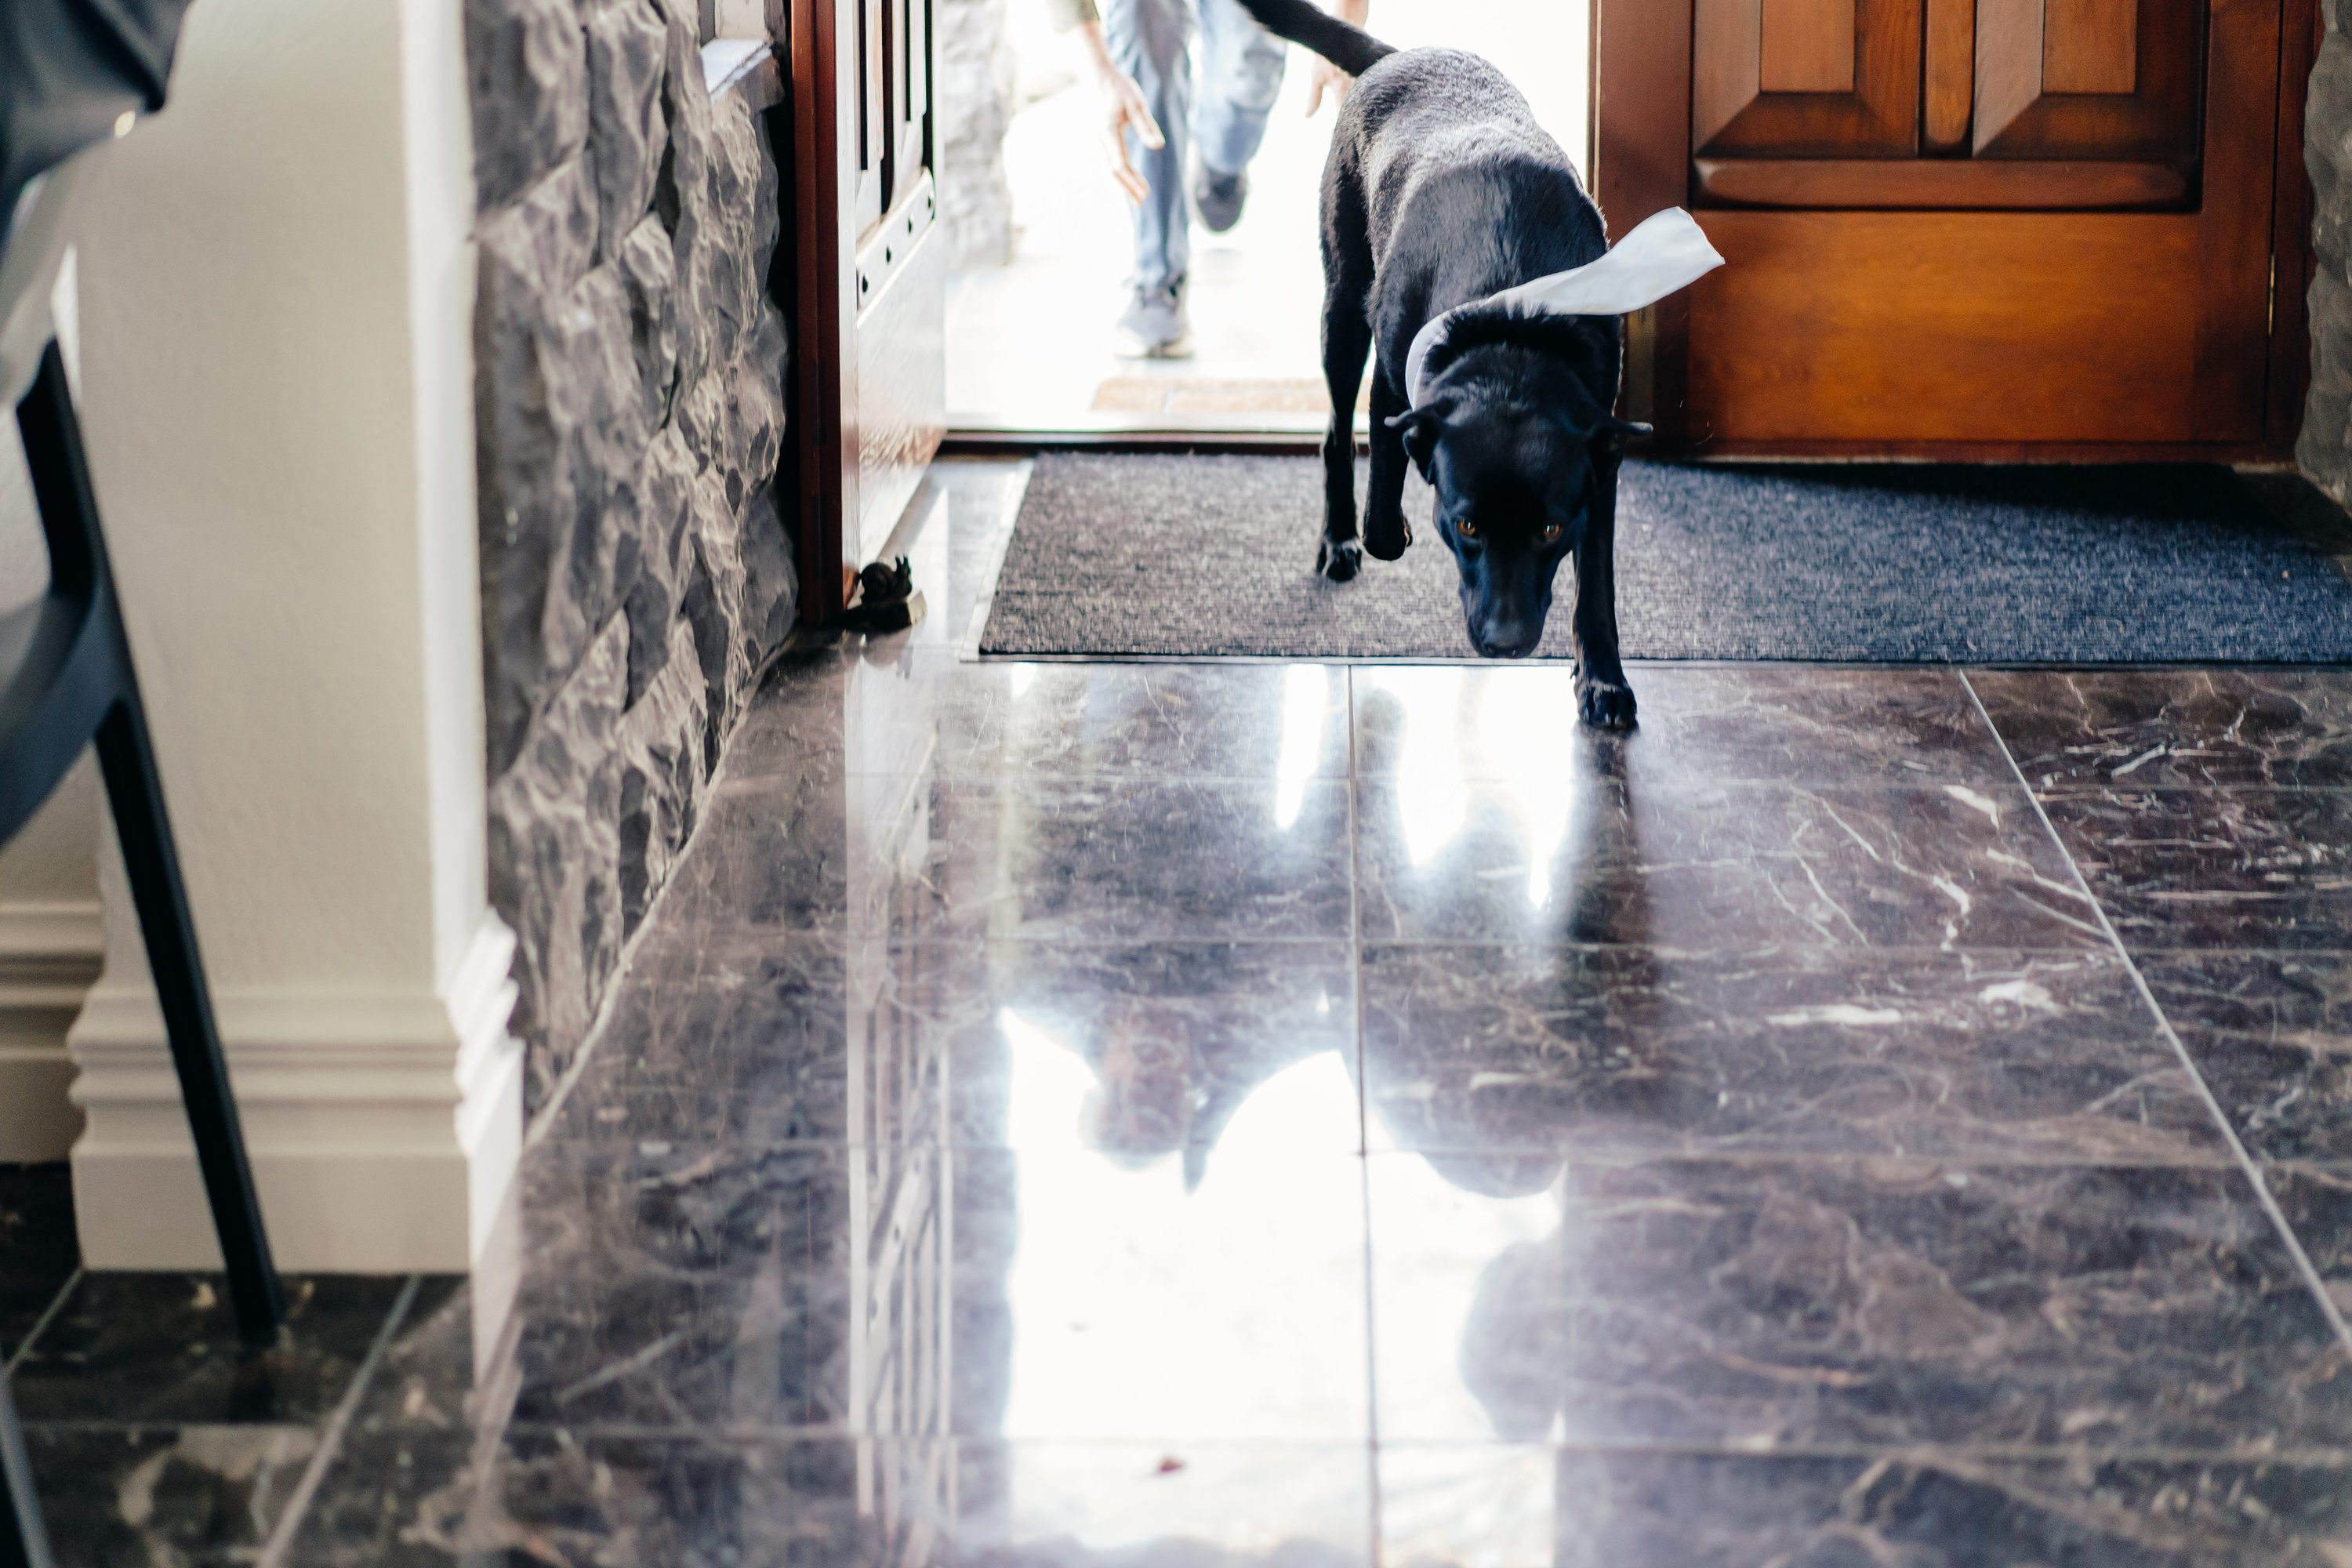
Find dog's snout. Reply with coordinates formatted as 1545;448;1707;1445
1474;615;1537;659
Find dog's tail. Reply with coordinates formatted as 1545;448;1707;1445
1228;0;1395;79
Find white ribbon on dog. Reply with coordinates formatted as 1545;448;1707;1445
1403;206;1726;408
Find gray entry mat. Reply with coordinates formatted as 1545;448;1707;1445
978;454;2352;662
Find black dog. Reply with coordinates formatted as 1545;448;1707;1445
1226;0;1673;724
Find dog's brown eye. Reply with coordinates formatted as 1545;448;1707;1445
1540;520;1562;543
1457;517;1478;539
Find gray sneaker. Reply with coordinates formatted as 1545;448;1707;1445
1192;158;1248;233
1114;282;1192;359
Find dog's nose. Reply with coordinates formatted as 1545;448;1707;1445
1474;621;1537;659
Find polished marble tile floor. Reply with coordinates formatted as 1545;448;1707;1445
13;463;2352;1564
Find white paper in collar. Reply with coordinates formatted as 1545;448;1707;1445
1404;206;1726;407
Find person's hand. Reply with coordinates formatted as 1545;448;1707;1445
1305;56;1351;114
1305;0;1371;114
1076;21;1163;204
1096;67;1164;203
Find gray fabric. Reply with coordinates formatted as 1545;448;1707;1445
980;454;2352;662
0;0;194;224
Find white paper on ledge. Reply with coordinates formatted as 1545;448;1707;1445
1404;206;1726;407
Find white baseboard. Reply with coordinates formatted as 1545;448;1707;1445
66;913;523;1272
0;901;102;1162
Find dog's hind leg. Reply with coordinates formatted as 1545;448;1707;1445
1316;187;1372;582
1572;451;1637;728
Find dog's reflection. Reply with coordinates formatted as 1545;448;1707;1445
1029;719;1661;1196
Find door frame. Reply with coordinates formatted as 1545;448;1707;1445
790;0;857;623
789;0;946;626
1590;0;2321;461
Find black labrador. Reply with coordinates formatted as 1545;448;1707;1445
1225;0;1648;724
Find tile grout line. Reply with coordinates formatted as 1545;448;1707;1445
1345;665;1386;1562
1960;670;2352;1353
3;1267;82;1378
255;1273;423;1568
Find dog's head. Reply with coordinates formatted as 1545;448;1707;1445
1382;314;1642;659
1374;312;1637;658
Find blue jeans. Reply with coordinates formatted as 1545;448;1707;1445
1104;0;1287;295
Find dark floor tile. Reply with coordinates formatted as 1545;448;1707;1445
2264;1163;2352;1322
0;1162;77;1361
1381;1446;2352;1568
1360;946;2223;1166
1975;668;2352;791
9;1273;408;1424
289;1430;1373;1566
1365;1156;2352;1450
550;934;1358;1156
732;652;1353;784
2140;952;2352;1162
1356;664;2014;789
2038;789;2352;952
503;1137;1370;1441
666;774;1354;942
348;1275;492;1436
22;1423;318;1568
1356;776;2104;949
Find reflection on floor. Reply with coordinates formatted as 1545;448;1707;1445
13;459;2352;1563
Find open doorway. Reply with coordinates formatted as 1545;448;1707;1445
941;0;1592;434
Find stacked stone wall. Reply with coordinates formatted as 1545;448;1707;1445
2306;2;2352;495
939;0;1018;268
468;0;796;1107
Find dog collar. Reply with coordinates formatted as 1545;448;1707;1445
1403;206;1726;408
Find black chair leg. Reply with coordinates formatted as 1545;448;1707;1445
92;698;285;1345
0;1377;51;1568
16;346;287;1347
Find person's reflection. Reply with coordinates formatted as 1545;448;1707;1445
1073;992;1340;1190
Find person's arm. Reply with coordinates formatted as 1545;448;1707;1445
1305;0;1371;114
1070;17;1163;205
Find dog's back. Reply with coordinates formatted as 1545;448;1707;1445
1336;49;1608;358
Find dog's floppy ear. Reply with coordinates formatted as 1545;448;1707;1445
1386;405;1450;478
1588;414;1652;464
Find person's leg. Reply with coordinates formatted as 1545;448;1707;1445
1104;0;1192;297
1192;0;1286;180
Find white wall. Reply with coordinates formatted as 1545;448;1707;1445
0;279;100;1164
60;0;520;1270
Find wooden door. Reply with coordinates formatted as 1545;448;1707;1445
1594;0;2320;457
792;0;946;622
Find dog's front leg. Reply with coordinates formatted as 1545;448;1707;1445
1572;453;1636;728
1363;374;1412;561
1317;296;1371;581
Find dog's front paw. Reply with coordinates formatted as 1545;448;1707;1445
1577;675;1637;730
1363;514;1410;561
1316;537;1363;582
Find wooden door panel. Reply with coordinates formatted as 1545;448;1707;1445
1694;0;1922;156
1759;0;1856;90
793;0;945;623
1923;0;1976;151
1685;211;2202;442
1596;0;2299;457
1693;155;2185;207
2044;0;2139;93
1974;0;2201;159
